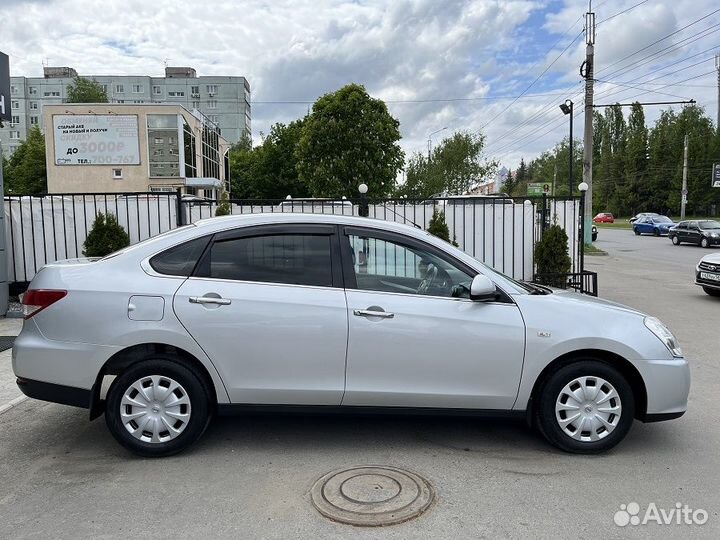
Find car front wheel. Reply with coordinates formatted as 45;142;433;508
703;287;720;297
653;228;660;236
701;237;710;248
535;360;635;454
105;358;211;457
634;228;640;235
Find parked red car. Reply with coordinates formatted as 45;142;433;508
593;212;615;223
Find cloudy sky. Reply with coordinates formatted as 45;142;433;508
3;0;719;170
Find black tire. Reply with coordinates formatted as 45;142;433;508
592;233;598;242
703;287;720;297
535;360;635;454
653;228;659;237
701;237;710;248
634;228;640;236
671;235;680;245
105;358;212;457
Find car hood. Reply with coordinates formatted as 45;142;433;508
543;288;645;317
700;252;720;264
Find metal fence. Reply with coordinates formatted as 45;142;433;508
4;191;591;293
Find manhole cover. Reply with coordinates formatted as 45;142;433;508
310;465;434;526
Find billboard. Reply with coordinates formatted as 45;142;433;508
527;182;553;195
0;52;10;122
53;115;140;165
713;163;720;188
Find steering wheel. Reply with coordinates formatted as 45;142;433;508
417;263;438;295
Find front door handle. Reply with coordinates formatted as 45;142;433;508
189;296;232;306
353;309;394;319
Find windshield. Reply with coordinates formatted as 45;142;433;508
699;220;720;229
654;216;672;223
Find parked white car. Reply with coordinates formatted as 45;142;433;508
696;252;720;296
13;214;690;456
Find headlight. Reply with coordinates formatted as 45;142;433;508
644;317;683;357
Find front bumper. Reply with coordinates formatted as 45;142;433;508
695;270;720;290
16;377;91;409
635;357;690;421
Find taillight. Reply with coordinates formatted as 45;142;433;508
22;289;67;319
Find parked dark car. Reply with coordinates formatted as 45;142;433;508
592;225;598;242
696;253;720;296
633;215;675;236
629;212;659;224
669;220;720;248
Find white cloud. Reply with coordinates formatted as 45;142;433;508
2;0;718;171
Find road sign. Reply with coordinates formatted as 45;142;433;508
0;52;10;122
528;182;553;195
712;163;720;188
682;188;688;196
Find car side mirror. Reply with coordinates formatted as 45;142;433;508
470;274;497;302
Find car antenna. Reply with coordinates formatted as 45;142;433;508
376;201;423;229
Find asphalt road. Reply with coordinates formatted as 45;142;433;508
1;230;718;539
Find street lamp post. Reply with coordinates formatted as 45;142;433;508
358;183;369;217
427;127;448;162
560;100;574;196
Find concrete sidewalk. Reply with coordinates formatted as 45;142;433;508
0;318;24;412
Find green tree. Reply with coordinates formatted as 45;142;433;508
427;209;458;246
624;103;649;215
296;84;404;198
83;213;130;257
215;190;231;216
66;77;108;103
431;131;496;195
4;126;47;194
504;169;515;196
534;224;571;287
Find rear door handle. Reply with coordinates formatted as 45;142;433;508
189;296;232;306
353;309;394;319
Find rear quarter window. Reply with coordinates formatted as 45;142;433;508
149;236;210;276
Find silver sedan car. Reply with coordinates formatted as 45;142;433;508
13;214;690;456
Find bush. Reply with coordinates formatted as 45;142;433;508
215;190;231;217
427;209;458;246
83;213;130;257
534;224;572;287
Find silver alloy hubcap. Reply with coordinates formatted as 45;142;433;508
120;375;191;443
555;376;621;442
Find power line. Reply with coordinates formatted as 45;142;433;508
596;0;649;25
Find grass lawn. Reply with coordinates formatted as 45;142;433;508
594;220;632;229
584;243;608;255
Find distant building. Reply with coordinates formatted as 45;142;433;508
43;103;230;197
1;65;250;156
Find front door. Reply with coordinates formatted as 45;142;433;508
340;227;526;410
173;224;348;405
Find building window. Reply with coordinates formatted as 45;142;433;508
168;91;185;97
133;100;144;103
100;84;108;94
147;114;181;178
30;116;39;125
10;85;17;94
208;100;217;109
9;131;21;140
30;102;38;110
11;115;20;125
191;86;199;96
29;87;37;95
201;122;221;181
209;115;219;123
115;84;125;93
11;100;19;109
113;168;123;179
206;84;218;95
114;99;125;103
153;86;162;95
191;101;200;109
44;91;61;97
183;120;197;178
132;84;143;93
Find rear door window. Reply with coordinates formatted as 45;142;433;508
150;236;210;276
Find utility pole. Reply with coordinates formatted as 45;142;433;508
716;53;720;130
581;3;595;244
681;134;689;219
553;162;557;196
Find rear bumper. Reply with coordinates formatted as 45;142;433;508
16;377;91;409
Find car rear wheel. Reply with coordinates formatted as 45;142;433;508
653;228;659;237
701;237;710;248
535;360;634;454
671;236;680;245
703;287;720;297
634;228;640;236
105;358;211;457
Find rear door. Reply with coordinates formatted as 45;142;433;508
687;222;701;244
173;224;348;405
